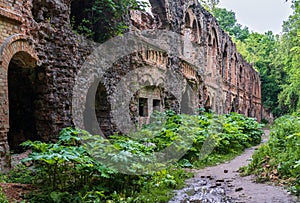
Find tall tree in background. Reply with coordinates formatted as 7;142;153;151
212;8;250;41
200;0;219;11
242;32;285;116
276;0;300;113
206;1;295;117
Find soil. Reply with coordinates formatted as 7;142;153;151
0;150;34;202
0;183;33;202
169;130;300;203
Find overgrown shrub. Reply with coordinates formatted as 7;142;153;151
20;127;190;202
17;111;263;202
245;113;300;195
0;188;10;203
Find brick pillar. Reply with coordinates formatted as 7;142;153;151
0;64;10;172
0;35;38;171
0;132;10;172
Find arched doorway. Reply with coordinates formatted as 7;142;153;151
7;51;38;152
0;35;38;169
84;81;112;137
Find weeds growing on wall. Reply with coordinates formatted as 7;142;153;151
71;0;149;43
244;112;300;196
1;111;263;202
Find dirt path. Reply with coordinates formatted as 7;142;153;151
169;130;300;203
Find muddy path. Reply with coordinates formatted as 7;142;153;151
169;130;300;203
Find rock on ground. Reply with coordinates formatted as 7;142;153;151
169;130;300;203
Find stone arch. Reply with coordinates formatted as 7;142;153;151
230;53;238;86
231;96;238;112
222;43;228;79
203;86;211;111
239;65;243;87
207;34;212;46
0;34;38;132
130;85;178;127
84;80;112;137
184;7;198;27
197;21;202;43
0;34;38;168
191;20;199;43
109;61;184;133
184;12;192;28
210;27;219;51
0;34;38;69
207;27;218;77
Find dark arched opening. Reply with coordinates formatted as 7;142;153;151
222;44;228;79
191;20;198;43
84;81;112;137
185;12;191;28
8;52;38;152
239;66;243;85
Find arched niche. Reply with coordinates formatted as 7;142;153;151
84;80;113;137
222;44;228;80
207;27;218;77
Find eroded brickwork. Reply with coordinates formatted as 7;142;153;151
0;0;262;170
130;2;262;119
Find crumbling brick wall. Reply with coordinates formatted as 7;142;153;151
0;0;95;170
0;0;262;170
130;0;261;119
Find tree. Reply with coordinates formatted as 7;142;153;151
212;7;250;41
239;31;286;116
200;0;220;11
208;0;300;116
71;0;148;43
276;0;300;113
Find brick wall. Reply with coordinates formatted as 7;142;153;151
0;0;262;170
0;0;37;171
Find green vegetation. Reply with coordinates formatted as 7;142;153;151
71;0;148;43
243;113;300;196
206;0;300;197
15;125;190;203
0;111;263;202
200;0;220;11
209;0;300;117
0;188;10;203
71;0;300;117
212;7;250;41
276;0;300;114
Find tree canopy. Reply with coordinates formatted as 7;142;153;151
208;0;300;117
277;0;300;113
212;7;250;41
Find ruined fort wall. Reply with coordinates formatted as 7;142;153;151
0;0;95;170
0;0;33;170
131;0;261;118
0;0;262;170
